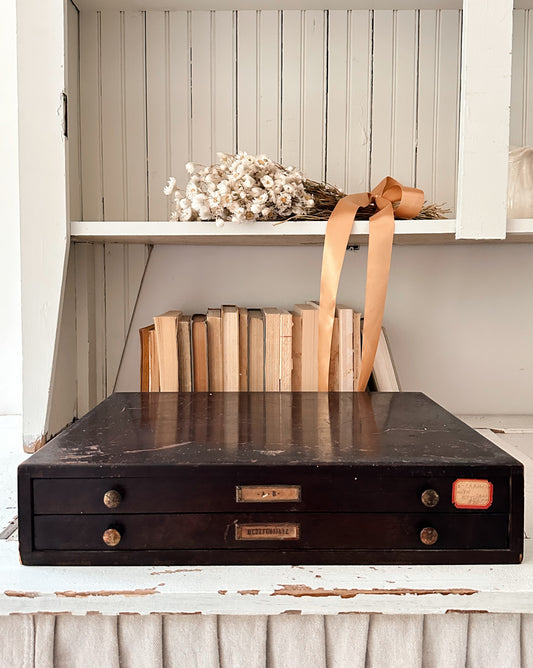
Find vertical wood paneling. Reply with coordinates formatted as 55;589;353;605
213;12;236;155
79;11;103;220
93;244;107;404
67;1;82;223
435;11;460;215
525;11;533;146
280;10;302;168
75;241;149;412
258;11;281;160
100;11;126;220
301;10;326;182
104;244;127;392
346;11;372;193
191;12;213;163
391;11;417;186
169;12;191;193
123;12;148;220
371;11;394;183
417;10;438;205
237;11;258;154
75;243;96;416
326;11;349;190
510;11;526;148
146;11;171;221
79;8;463;215
417;10;460;214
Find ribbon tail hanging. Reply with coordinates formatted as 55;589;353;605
317;178;424;393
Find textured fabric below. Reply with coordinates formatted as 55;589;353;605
0;613;532;667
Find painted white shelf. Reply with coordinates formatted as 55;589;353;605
70;219;533;246
2;417;532;616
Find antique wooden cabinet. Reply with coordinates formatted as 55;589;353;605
18;392;524;565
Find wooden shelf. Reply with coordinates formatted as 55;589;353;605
70;219;533;246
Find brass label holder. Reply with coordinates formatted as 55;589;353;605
235;523;300;541
235;485;301;503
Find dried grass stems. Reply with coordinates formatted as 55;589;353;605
282;179;450;222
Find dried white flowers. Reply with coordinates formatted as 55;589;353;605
164;152;450;224
164;152;314;225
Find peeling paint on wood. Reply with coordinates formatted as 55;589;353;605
4;590;40;598
55;588;158;598
218;590;227;595
446;609;489;614
281;610;302;615
150;568;203;575
271;585;478;598
238;590;260;596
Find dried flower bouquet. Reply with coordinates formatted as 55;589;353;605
164;152;448;225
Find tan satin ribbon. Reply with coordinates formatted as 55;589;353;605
318;177;424;392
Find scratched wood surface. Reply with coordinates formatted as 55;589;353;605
3;416;533;614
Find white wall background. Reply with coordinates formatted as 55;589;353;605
0;0;22;416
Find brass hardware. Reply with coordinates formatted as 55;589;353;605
235;523;300;541
103;489;122;509
102;528;122;547
236;485;301;503
420;527;438;546
421;489;440;508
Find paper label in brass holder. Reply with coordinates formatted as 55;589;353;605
236;485;301;503
235;523;300;541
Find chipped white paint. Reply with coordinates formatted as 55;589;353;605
2;417;532;616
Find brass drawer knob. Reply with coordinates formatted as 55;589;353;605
102;528;122;547
421;489;440;508
103;489;122;509
420;527;439;546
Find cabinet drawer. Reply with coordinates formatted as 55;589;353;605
33;512;509;551
32;472;510;515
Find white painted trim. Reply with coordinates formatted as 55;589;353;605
456;0;513;240
71;219;458;245
17;0;69;448
71;219;533;244
75;1;464;10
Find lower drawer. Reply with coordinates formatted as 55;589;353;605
33;513;509;551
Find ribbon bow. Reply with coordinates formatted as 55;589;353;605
318;177;424;392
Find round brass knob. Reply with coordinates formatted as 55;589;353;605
420;527;438;546
102;528;122;547
421;489;440;508
103;489;122;509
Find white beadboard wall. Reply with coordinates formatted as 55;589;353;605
78;9;462;219
70;8;533;418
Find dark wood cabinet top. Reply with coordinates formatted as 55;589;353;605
20;392;521;474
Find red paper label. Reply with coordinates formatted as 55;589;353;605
452;479;493;509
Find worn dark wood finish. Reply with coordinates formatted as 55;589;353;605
18;392;524;565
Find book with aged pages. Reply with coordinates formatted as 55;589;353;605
19;392;523;566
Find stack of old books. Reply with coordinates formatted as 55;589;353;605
140;304;398;392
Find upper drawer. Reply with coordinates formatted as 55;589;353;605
32;470;510;514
